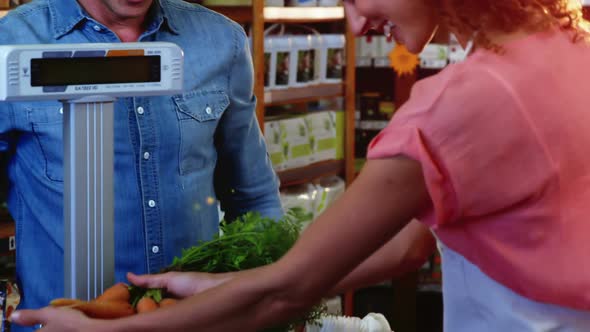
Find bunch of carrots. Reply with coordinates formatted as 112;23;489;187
49;282;178;319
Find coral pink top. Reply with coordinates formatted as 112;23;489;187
368;29;590;310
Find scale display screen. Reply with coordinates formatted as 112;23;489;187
30;55;161;86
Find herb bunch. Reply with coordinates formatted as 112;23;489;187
130;208;325;331
166;208;307;273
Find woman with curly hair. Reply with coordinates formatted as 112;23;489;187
12;0;590;331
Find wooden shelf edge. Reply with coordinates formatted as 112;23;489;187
265;83;344;106
343;291;354;316
417;284;442;293
0;220;15;256
278;159;344;188
264;6;345;23
204;6;345;24
206;6;252;24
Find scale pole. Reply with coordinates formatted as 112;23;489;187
63;96;115;300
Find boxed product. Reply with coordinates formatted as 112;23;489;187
318;0;340;5
263;120;287;171
280;116;312;169
334;110;345;160
290;35;317;87
305;111;337;164
374;36;396;68
287;0;318;6
320;34;345;83
419;43;449;69
356;36;378;67
280;183;318;230
269;36;294;89
448;34;469;64
314;176;345;216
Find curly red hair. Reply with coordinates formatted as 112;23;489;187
432;0;587;49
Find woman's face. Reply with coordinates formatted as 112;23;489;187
344;0;439;53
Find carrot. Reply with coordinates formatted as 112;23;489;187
72;300;135;319
136;296;159;313
158;298;179;308
50;298;85;307
94;282;130;303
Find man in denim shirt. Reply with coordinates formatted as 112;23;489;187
0;0;283;329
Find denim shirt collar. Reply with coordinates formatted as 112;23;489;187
48;0;180;40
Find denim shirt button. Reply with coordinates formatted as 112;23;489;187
151;246;159;254
148;200;156;208
143;152;150;160
92;25;102;32
137;106;145;115
205;106;212;115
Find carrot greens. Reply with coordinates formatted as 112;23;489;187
130;208;325;331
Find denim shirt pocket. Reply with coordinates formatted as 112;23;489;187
28;102;64;182
172;90;229;174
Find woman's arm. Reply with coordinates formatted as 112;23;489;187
130;221;436;299
328;220;436;296
13;157;432;332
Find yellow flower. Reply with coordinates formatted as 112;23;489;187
389;45;419;76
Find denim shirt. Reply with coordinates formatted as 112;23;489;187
0;0;283;322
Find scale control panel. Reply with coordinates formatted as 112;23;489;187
0;42;183;101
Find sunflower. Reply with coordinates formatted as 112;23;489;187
389;44;419;76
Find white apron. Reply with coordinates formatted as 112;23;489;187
437;240;590;331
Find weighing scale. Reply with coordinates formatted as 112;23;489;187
0;42;184;300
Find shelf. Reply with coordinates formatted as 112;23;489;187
417;284;442;293
0;220;15;256
264;6;345;23
0;10;9;18
278;159;344;187
207;6;252;24
264;83;344;105
206;6;345;24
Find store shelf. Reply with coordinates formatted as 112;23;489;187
207;6;252;24
264;83;344;105
0;10;9;18
206;6;344;24
0;220;15;256
417;284;442;293
278;159;344;187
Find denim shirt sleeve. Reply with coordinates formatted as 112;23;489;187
0;19;17;154
0;21;17;187
214;28;283;222
0;102;15;152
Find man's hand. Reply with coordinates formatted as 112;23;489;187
127;271;234;299
10;306;104;332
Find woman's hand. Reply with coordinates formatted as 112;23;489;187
10;272;234;332
10;306;105;332
127;271;234;299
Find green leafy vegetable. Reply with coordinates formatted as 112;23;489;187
129;208;325;331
